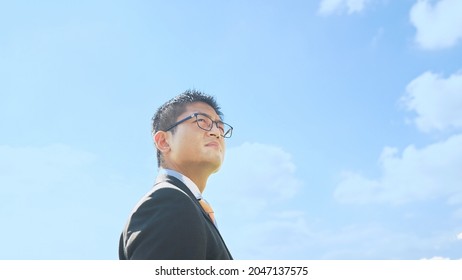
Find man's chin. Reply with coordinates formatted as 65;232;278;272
207;159;223;174
211;166;221;174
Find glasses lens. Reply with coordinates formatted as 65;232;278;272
196;114;213;130
195;114;233;138
223;125;232;138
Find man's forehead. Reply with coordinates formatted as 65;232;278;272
184;102;221;119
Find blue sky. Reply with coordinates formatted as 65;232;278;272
1;0;462;260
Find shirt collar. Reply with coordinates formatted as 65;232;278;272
156;168;202;200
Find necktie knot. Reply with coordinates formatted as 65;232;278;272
198;199;216;225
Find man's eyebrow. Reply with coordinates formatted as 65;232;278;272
197;112;223;122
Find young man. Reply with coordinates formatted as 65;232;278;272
119;90;233;260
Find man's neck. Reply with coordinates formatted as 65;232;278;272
162;165;210;193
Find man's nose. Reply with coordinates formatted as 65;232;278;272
208;123;221;139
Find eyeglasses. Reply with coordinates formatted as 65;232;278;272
165;113;233;138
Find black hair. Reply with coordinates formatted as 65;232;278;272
151;89;223;167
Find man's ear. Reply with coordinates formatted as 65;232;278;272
154;131;171;153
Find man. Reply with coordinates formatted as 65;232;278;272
119;90;233;260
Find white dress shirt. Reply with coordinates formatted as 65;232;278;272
156;168;203;200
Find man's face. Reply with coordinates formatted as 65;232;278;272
167;102;226;174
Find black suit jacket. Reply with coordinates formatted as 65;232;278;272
119;175;233;260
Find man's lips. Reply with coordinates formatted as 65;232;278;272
205;141;220;148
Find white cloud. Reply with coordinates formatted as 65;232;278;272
370;27;385;47
403;71;462;133
0;144;96;197
448;193;462;205
334;133;462;204
209;142;302;210
231;211;318;259
410;0;462;50
321;225;432;259
421;256;451;260
318;0;370;15
458;232;462;240
330;67;462;259
453;208;462;219
207;142;304;258
207;142;462;259
307;223;459;260
0;144;133;259
209;142;462;259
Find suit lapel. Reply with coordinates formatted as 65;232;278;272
162;175;215;225
162;174;233;259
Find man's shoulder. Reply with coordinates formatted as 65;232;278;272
151;181;189;197
132;183;197;216
126;184;204;233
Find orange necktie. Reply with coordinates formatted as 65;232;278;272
198;199;216;225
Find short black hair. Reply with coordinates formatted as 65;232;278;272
152;89;223;167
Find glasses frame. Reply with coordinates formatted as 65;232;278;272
164;113;233;138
